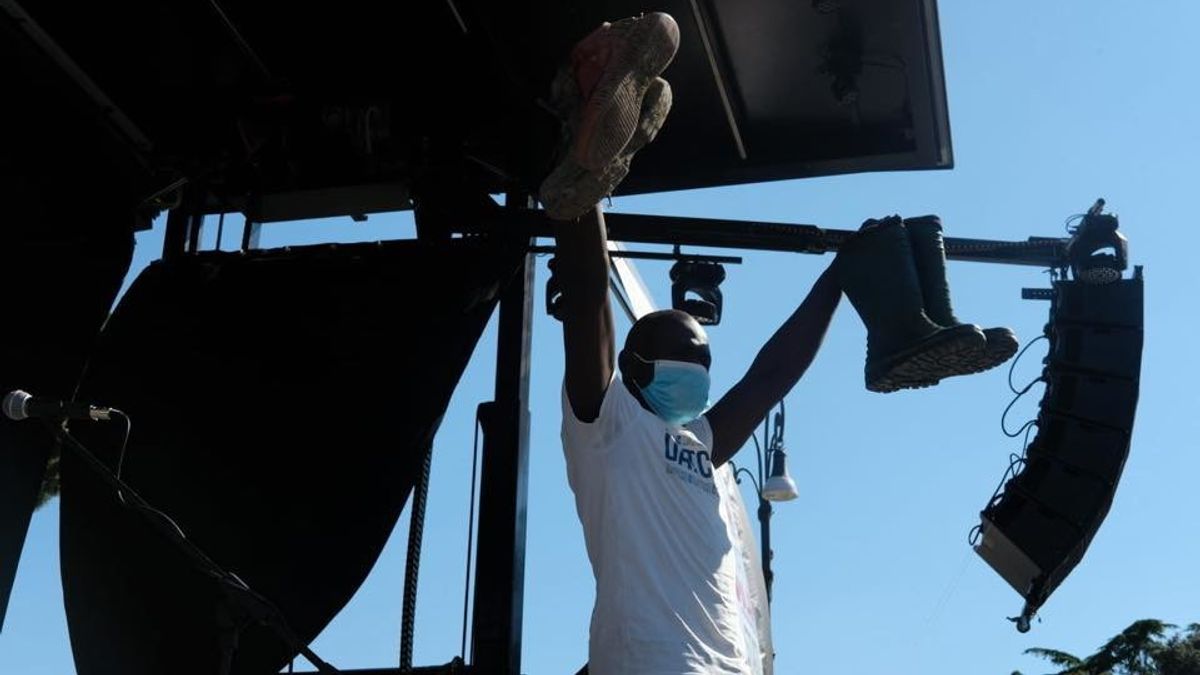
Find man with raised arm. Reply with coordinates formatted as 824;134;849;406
540;13;841;673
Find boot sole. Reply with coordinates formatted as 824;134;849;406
955;327;1020;377
541;78;672;220
893;327;1021;388
867;324;987;393
574;12;680;172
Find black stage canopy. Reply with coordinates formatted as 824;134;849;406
2;0;951;223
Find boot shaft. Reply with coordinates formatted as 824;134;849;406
906;215;1022;379
836;218;943;362
904;215;959;327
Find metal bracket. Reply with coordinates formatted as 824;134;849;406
1021;288;1056;301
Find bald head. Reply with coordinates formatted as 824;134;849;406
619;310;711;388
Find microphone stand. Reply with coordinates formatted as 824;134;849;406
47;420;339;674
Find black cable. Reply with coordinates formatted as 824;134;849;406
1001;392;1040;439
105;409;134;505
974;337;1047;546
1064;213;1086;235
1008;335;1048;395
971;451;1028;548
1002;336;1048;437
400;443;433;669
101;410;185;533
986;423;1037;508
460;412;483;661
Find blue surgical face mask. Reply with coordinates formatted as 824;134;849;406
633;355;711;426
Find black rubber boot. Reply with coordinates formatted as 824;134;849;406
905;215;1019;381
837;217;987;393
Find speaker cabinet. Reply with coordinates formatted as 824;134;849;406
975;275;1143;615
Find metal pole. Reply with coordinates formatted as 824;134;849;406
186;211;205;254
163;185;203;259
241;216;262;251
467;209;1070;268
469;195;535;674
758;498;774;602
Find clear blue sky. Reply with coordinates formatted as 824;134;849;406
3;2;1198;673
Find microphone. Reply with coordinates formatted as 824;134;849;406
2;390;113;422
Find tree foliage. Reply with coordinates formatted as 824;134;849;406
1017;620;1200;675
1156;624;1200;675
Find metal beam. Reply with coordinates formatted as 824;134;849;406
688;0;748;160
0;0;153;160
466;209;1069;268
528;246;742;265
205;0;272;81
244;183;412;223
469;197;535;674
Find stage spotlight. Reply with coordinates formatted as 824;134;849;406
670;260;726;325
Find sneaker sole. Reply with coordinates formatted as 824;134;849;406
574;12;680;172
867;324;987;393
541;77;672;220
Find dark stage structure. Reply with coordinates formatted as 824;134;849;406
1;0;1142;673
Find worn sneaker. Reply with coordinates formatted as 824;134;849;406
538;12;680;220
541;76;672;220
570;12;679;171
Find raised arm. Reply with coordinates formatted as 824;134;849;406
705;263;841;466
556;207;616;422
